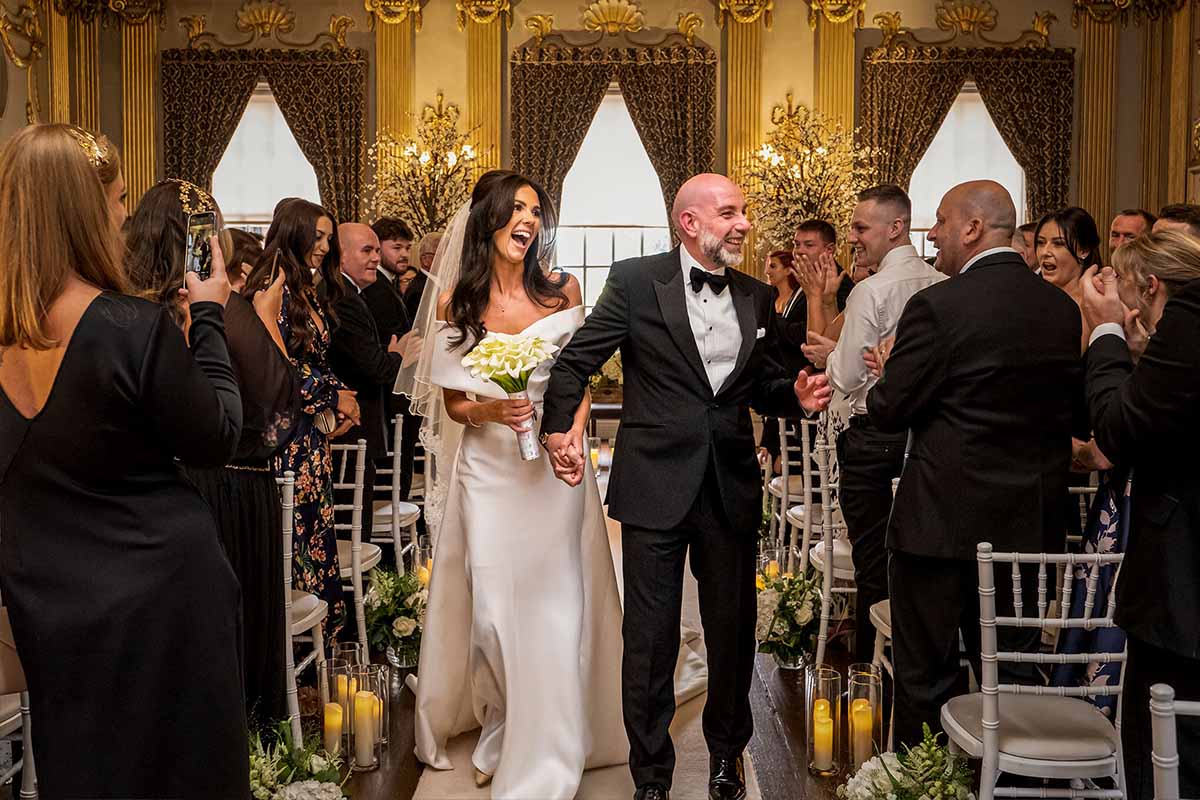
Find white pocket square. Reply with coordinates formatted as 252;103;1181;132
755;327;766;340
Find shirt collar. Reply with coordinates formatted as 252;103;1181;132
680;243;727;279
961;246;1020;274
341;272;364;293
377;266;397;283
876;244;920;274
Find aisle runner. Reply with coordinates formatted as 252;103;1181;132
411;516;761;800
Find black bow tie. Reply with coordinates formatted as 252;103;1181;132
690;267;728;295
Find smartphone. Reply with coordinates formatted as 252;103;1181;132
184;212;218;281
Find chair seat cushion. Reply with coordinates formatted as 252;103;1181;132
371;500;421;530
785;505;806;527
768;475;804;499
942;693;1119;762
869;600;891;637
290;590;328;634
810;538;853;574
0;693;21;737
337;540;383;578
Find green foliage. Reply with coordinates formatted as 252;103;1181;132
248;721;345;800
364;568;426;656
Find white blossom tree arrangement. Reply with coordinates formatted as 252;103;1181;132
743;95;879;254
362;93;482;238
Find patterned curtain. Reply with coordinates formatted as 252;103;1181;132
974;48;1075;220
264;49;368;223
161;50;259;189
510;48;614;209
859;50;968;188
160;49;368;222
616;46;718;219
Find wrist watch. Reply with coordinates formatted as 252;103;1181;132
538;432;551;448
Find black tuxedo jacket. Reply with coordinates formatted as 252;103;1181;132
541;248;802;533
776;274;854;374
326;287;403;460
361;275;413;346
1087;279;1200;658
867;252;1087;560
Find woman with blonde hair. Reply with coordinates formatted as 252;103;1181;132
1111;229;1200;360
0;124;249;797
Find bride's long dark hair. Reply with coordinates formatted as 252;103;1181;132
447;170;567;349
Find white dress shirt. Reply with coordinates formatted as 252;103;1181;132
827;244;947;415
681;246;742;393
1089;322;1126;346
960;246;1020;274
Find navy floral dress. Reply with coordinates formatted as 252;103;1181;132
274;284;347;641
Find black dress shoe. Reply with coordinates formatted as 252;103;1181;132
709;755;747;800
634;784;669;800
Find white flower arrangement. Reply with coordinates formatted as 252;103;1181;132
755;560;821;664
365;568;426;659
461;332;559;395
249;723;345;800
837;725;975;800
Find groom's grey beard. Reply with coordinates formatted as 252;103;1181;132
698;228;744;268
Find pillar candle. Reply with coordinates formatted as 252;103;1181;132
374;692;384;740
767;559;780;579
323;703;342;755
813;710;834;771
354;690;376;766
851;698;873;767
813;698;830;720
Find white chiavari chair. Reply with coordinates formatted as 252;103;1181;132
1151;683;1200;800
779;417;821;574
331;440;377;660
371;414;422;572
0;593;34;798
279;471;328;745
767;417;807;553
809;426;855;667
941;543;1127;800
1068;485;1099;551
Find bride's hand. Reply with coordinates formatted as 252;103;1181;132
480;397;535;433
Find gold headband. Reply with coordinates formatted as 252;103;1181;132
173;180;216;215
66;126;108;170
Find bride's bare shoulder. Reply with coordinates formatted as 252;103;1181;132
558;271;583;309
436;290;453;322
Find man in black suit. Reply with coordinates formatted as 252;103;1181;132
865;181;1086;747
1081;263;1200;798
541;174;832;800
327;223;408;496
784;219;854;368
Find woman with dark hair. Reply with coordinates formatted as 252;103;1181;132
125;179;300;726
228;228;264;292
399;171;706;798
244;198;359;643
1036;207;1102;325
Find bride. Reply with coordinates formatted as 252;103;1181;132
398;170;706;799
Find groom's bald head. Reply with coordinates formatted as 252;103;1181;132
672;174;752;271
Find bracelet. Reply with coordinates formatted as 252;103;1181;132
465;409;482;428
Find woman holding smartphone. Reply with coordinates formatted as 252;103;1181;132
125;179;301;726
0;124;249;796
244;198;359;644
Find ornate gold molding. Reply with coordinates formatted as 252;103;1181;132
524;13;553;43
366;0;422;32
181;1;354;50
1072;0;1185;26
1;0;45;122
53;0;163;26
874;1;1055;49
456;0;510;31
583;0;644;35
808;0;865;30
1192;117;1200;161
677;12;704;45
716;0;773;30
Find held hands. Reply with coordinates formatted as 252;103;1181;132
793;367;833;413
801;332;836;369
183;235;232;308
863;335;895;378
546;430;585;487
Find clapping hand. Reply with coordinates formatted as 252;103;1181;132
801;332;836;369
1081;266;1125;334
794;367;833;413
863;335;895;378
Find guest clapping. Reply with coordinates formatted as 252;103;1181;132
0;124;248;796
244;199;357;643
791;219;854;362
1080;231;1200;799
125;179;301;725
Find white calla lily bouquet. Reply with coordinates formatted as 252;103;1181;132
461;332;559;461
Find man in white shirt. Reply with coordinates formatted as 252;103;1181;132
826;184;946;661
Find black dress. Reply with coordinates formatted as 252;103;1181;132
0;294;248;798
183;292;300;729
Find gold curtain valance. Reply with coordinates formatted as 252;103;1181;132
511;42;717;67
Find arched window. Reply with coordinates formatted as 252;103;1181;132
211;82;321;235
557;85;670;313
907;85;1026;257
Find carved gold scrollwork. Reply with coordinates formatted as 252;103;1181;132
715;0;773;30
182;0;353;50
524;14;553;44
677;11;703;45
1;0;45;122
583;0;644;35
1072;0;1186;26
807;0;866;30
1192;118;1200;161
874;1;1055;49
456;0;511;31
53;0;163;25
365;0;422;32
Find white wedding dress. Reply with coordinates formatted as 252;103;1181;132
413;307;707;799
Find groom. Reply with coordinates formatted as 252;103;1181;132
541;173;831;800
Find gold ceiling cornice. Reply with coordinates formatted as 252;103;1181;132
807;0;866;30
365;0;423;32
873;1;1055;49
181;0;354;50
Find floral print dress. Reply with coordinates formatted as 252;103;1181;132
273;284;347;641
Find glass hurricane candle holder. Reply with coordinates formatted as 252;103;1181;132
334;642;361;667
807;665;841;776
327;658;354;754
848;670;883;771
413;535;433;586
759;548;784;582
350;665;381;771
368;663;390;746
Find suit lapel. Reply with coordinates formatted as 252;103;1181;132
653;253;712;392
718;275;758;396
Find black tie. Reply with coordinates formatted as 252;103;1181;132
690;267;728;295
